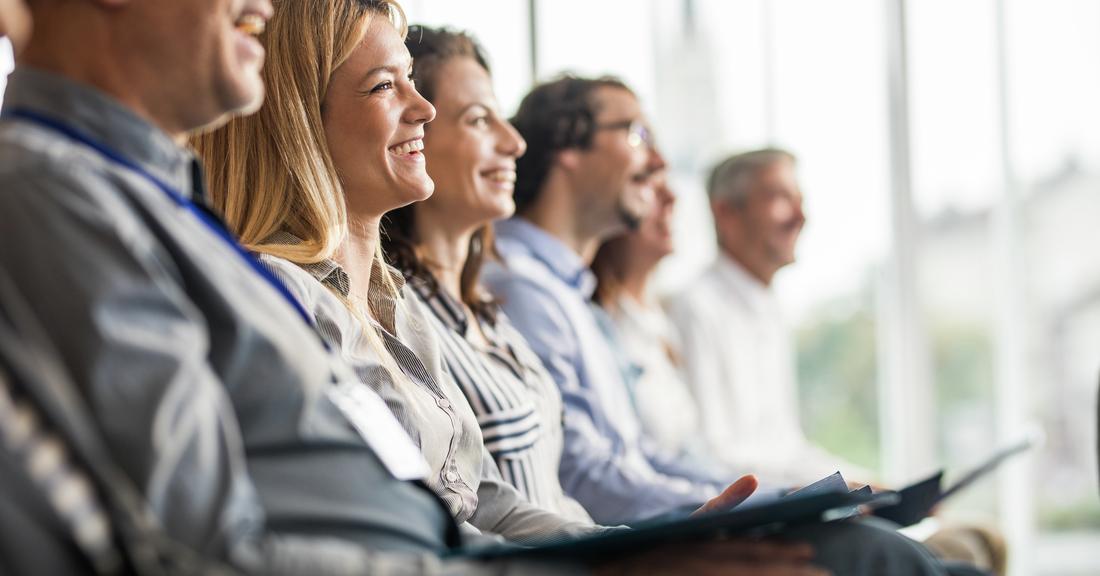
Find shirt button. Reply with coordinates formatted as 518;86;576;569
437;397;451;409
445;470;458;482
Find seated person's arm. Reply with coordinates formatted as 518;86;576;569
0;173;583;576
492;280;713;525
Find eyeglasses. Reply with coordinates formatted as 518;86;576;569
594;119;651;149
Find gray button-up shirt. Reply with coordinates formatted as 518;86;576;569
0;67;578;576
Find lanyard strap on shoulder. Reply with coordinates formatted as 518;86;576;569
1;109;319;332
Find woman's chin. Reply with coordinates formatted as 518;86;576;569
464;206;513;230
483;201;514;224
398;182;435;206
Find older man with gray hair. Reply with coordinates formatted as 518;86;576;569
668;148;873;487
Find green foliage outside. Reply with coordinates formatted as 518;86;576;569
795;299;880;473
1041;499;1100;531
796;300;1100;531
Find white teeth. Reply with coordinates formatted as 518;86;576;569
388;140;424;155
236;14;266;36
484;170;516;183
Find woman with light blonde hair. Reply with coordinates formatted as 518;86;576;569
193;0;618;545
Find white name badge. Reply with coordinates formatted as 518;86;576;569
328;382;430;481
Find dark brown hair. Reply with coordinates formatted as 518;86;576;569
382;25;497;319
590;235;630;308
510;75;632;215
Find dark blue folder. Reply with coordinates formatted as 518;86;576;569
458;489;898;562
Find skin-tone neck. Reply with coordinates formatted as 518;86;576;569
717;234;779;287
412;208;477;300
522;170;612;266
336;214;384;302
21;7;191;140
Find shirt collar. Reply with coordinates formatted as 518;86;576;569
494;217;597;298
715;252;774;306
263;230;406;316
614;295;665;337
4;67;200;201
262;231;352;296
409;275;468;336
410;273;520;368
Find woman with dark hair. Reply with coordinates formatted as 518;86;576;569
383;25;591;521
589;173;708;463
383;26;765;526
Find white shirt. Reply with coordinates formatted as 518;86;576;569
606;296;703;459
667;253;870;485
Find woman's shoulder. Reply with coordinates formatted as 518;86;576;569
256;253;325;303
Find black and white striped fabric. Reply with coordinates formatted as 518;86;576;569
409;278;592;523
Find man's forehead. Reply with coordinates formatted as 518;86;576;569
591;86;642;119
753;162;801;193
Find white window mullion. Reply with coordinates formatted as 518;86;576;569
991;1;1036;574
879;0;937;485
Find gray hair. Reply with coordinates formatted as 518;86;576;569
706;148;797;206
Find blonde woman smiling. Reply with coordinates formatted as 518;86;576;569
194;0;607;545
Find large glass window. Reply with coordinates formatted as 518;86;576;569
402;0;533;114
766;0;891;473
908;0;1001;524
1004;0;1100;565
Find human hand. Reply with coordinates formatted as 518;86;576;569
691;474;758;516
593;539;830;576
847;480;889;493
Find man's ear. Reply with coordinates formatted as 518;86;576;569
710;198;732;218
711;198;746;228
555;148;581;172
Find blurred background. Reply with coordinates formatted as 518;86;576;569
4;1;1098;573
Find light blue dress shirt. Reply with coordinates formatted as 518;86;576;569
483;218;726;525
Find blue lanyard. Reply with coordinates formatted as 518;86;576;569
2;108;319;331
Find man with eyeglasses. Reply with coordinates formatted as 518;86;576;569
482;75;971;575
484;76;722;526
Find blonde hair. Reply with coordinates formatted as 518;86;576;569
192;0;408;371
195;0;405;263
